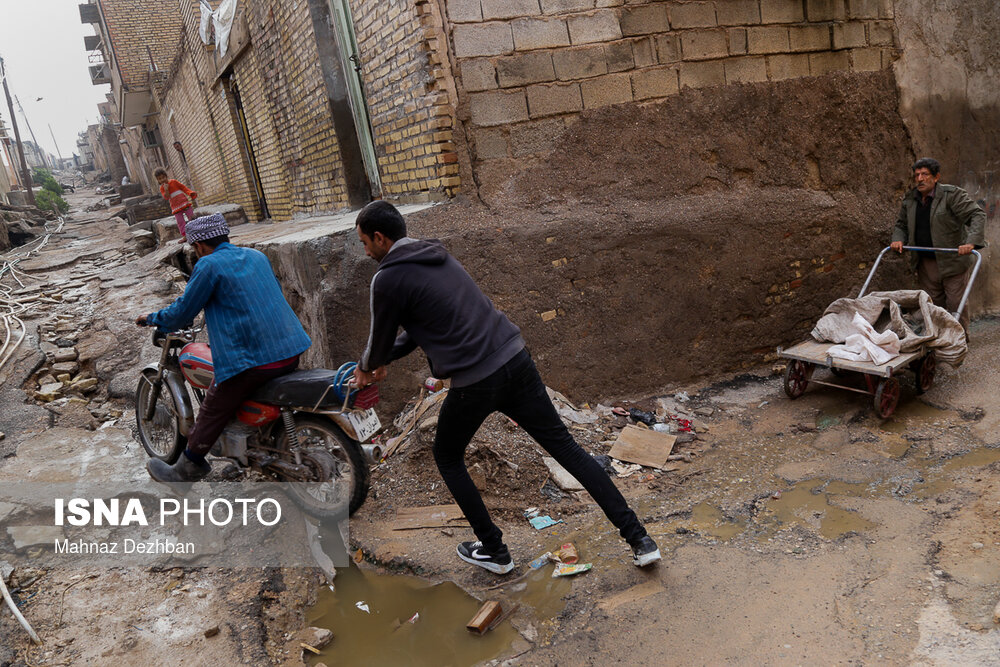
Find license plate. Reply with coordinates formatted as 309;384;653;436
346;408;381;442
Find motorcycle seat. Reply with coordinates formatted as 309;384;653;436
250;369;343;409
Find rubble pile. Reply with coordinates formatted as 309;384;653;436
0;204;54;250
364;385;714;519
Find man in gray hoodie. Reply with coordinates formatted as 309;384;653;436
353;201;660;574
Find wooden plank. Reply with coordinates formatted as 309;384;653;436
391;504;469;531
608;426;676;469
467;601;502;634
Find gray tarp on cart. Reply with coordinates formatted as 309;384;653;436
810;289;968;367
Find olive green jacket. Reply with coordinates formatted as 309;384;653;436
891;184;986;278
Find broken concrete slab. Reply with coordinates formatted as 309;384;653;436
542;456;584;491
7;526;65;550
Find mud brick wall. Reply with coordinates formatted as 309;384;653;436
446;0;898;164
350;0;462;200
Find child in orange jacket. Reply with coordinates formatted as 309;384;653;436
154;167;197;241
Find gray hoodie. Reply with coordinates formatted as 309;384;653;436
360;238;525;387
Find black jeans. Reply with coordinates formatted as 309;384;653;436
433;348;647;554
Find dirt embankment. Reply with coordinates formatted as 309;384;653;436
386;71;912;403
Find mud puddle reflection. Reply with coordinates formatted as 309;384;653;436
757;480;876;539
306;563;519;666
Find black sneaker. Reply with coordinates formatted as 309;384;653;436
631;536;661;567
456;541;515;574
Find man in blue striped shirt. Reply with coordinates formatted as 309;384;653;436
136;213;311;482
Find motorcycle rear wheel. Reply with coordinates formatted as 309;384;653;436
135;370;186;464
278;415;370;517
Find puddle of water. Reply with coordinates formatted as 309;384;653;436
757;480;876;540
880;401;953;434
306;564;519;666
941;447;1000;472
646;502;746;542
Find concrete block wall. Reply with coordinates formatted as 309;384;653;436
446;0;898;163
350;0;462;200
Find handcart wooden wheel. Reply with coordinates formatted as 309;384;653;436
913;352;936;394
783;360;813;399
874;377;900;418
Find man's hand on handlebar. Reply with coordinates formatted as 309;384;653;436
135;314;149;327
890;241;904;253
353;365;386;387
958;243;974;255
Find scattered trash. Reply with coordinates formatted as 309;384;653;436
355;601;371;613
608;425;677;469
523;507;539;519
651;423;674;433
391;504;469;531
353;548;364;563
674;391;690;403
771;490;782;500
467;600;503;635
611;406;629;417
671;416;693;432
553;542;579;564
758;401;769;408
693;406;714;417
407;612;420;624
628;407;657;425
528;515;562;530
424;376;444;392
611;460;642;477
529;552;554;569
548;387;599;424
301;643;321;655
552;563;592;577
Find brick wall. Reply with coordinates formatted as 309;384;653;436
350;0;462;200
98;0;184;89
444;0;897;163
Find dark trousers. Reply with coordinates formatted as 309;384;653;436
917;256;970;333
187;359;299;457
433;348;647;553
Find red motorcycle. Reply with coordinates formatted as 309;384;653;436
134;326;380;518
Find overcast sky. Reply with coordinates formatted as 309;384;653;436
0;0;110;160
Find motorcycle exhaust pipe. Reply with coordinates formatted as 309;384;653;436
362;444;384;464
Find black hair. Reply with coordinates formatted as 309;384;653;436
356;200;407;241
153;167;168;178
199;235;229;248
912;157;940;176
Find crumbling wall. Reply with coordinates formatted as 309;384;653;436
254;71;914;407
892;0;1000;314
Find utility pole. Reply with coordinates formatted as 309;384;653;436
48;123;63;166
0;57;35;206
14;95;46;169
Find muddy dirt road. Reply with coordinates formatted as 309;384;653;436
2;187;999;666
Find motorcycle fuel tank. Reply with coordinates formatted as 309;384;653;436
179;342;214;389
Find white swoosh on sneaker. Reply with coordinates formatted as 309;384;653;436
471;549;491;560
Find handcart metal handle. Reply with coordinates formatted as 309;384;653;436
858;246;983;318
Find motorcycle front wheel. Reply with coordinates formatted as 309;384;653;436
135;369;186;463
278;415;370;518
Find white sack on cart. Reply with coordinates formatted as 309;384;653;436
827;312;901;364
811;289;967;367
